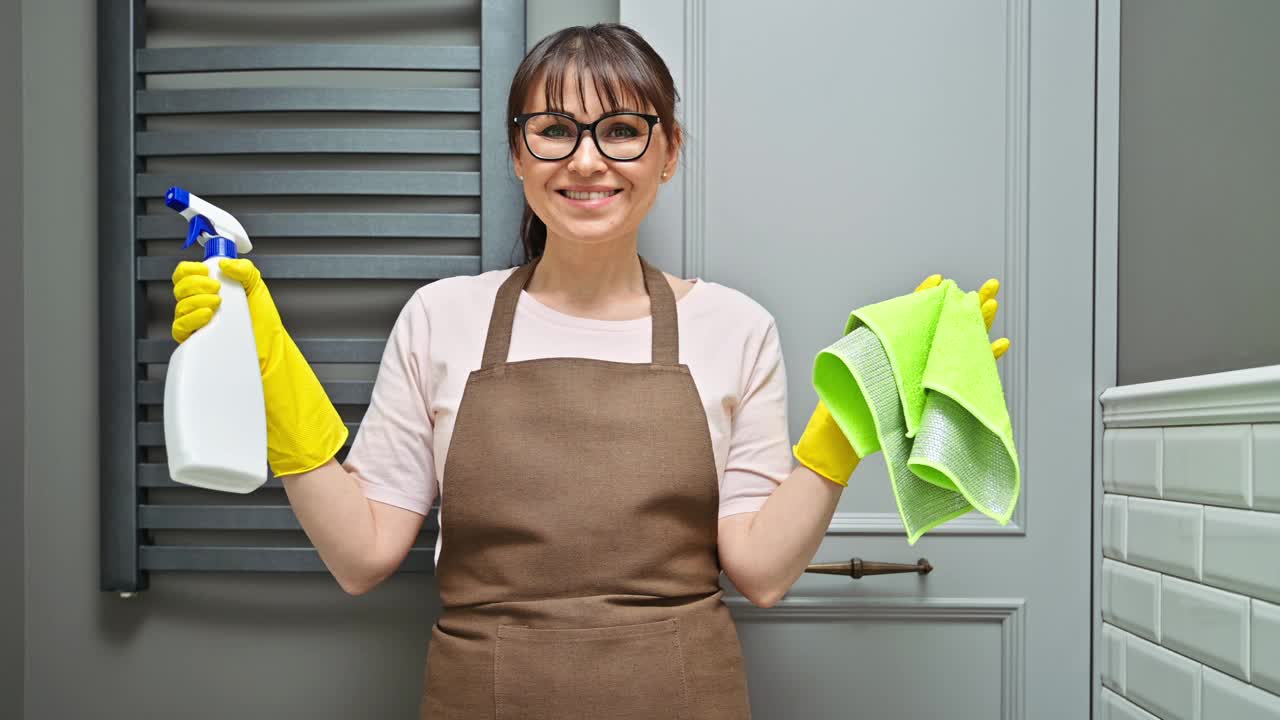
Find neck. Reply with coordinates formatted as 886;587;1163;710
527;233;646;309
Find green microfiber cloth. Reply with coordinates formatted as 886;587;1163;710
813;279;1020;545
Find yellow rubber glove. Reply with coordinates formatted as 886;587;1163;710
172;259;348;477
793;399;860;486
793;274;1010;486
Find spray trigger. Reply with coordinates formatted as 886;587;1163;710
184;215;217;249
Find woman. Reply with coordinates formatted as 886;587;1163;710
170;24;1004;719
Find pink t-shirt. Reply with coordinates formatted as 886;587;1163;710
343;266;793;564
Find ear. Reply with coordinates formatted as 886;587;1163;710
512;151;524;180
661;125;683;182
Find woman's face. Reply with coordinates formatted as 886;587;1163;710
512;68;680;250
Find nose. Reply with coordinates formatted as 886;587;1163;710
566;129;608;176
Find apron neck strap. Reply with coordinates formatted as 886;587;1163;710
481;254;680;368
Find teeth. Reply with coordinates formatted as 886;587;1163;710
564;190;617;200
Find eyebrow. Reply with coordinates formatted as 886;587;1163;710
544;107;642;118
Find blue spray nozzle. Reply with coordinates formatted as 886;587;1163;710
164;185;254;254
184;215;216;249
165;186;190;212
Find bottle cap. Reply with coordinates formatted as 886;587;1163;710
203;236;239;260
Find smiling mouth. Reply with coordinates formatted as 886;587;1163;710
558;189;623;200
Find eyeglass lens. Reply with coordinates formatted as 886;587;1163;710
523;113;651;160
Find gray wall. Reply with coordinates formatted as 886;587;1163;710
3;0;25;718
527;0;617;47
1118;0;1280;385
21;2;615;719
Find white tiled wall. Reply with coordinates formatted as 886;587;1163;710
1102;423;1280;719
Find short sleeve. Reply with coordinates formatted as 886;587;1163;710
343;292;437;515
718;319;792;519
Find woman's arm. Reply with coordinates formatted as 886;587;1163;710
711;312;853;608
718;463;841;607
283;459;425;596
172;259;430;596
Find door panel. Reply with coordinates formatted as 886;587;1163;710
626;1;1095;718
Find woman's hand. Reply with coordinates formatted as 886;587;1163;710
171;260;223;343
915;273;1010;359
793;273;1012;487
170;258;347;477
172;258;287;371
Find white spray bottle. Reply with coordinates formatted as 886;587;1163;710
162;186;268;493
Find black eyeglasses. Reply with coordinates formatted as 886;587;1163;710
513;111;661;162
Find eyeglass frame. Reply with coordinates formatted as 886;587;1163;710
512;110;662;162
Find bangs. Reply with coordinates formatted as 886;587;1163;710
532;36;659;117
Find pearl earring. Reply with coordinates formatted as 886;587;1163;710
661;172;667;179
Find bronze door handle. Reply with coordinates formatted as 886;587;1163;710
804;557;933;579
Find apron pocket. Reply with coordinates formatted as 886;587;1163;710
494;617;692;720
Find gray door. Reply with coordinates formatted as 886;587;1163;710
625;1;1095;717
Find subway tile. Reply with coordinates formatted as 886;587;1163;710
1202;666;1280;720
1163;424;1251;508
1104;494;1128;560
1254;424;1280;512
1102;622;1126;693
1161;575;1250;681
1103;559;1161;643
1101;687;1160;720
1125;632;1202;720
1203;507;1280;605
1106;428;1162;497
1252;599;1280;696
1127;497;1202;581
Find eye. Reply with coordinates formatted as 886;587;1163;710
605;123;638;138
599;118;644;141
538;123;573;139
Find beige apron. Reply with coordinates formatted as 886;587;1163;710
420;255;752;719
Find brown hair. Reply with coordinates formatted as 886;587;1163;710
505;23;682;262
